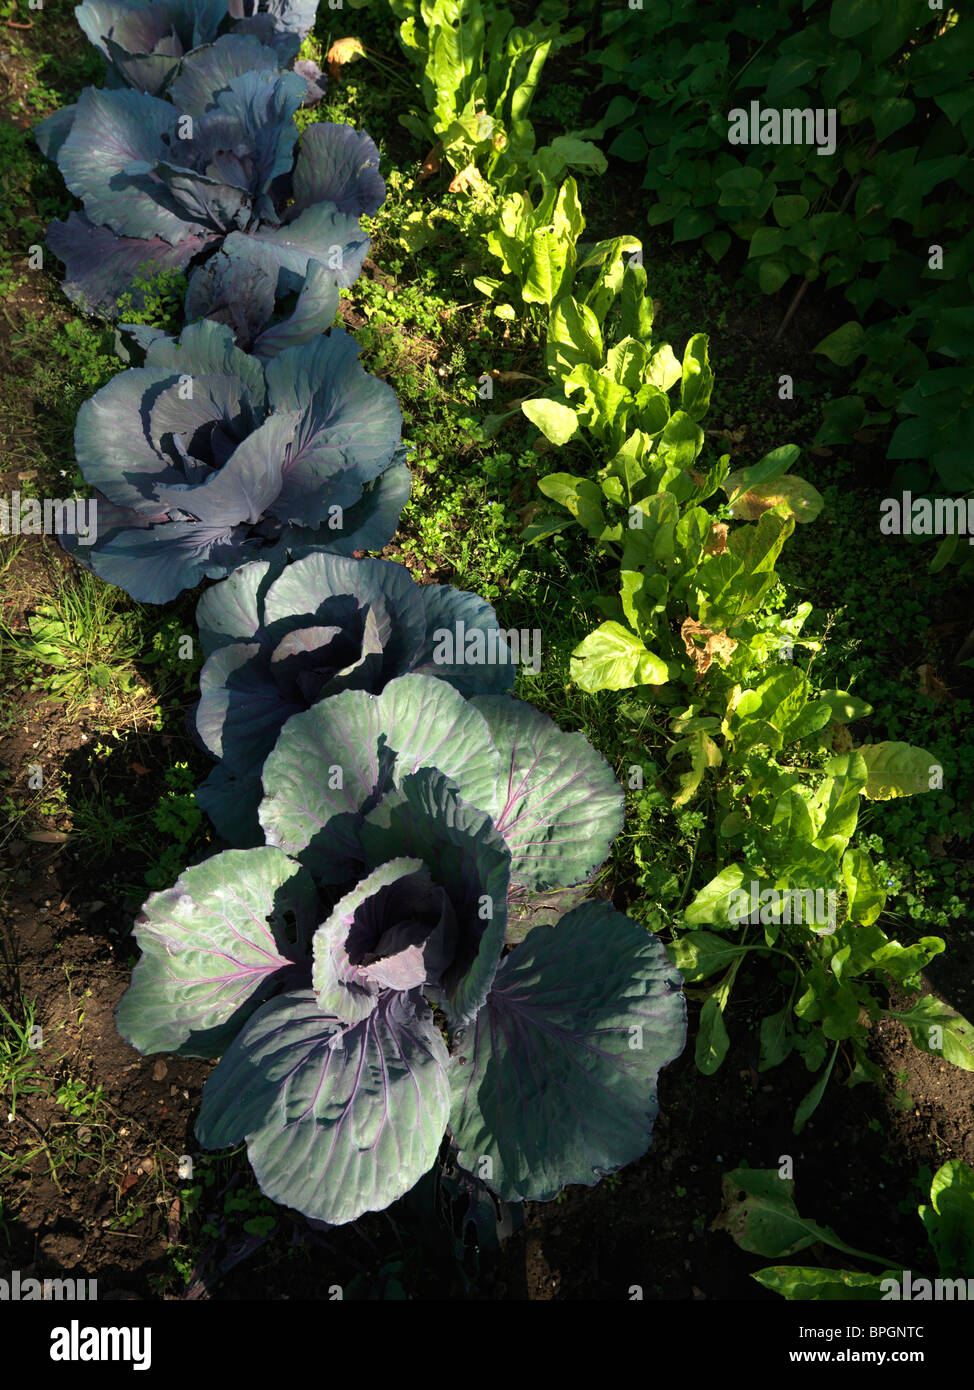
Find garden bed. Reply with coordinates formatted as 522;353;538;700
1;0;972;1305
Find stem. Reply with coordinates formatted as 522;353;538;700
675;828;700;912
772;140;880;345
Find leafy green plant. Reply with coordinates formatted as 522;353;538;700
476;172;586;324
116;674;686;1225
714;1160;974;1298
508;198;972;1124
389;0;602;187
582;1;974;491
144;762;209;891
55;1077;105;1119
475;170;644;419
5;567;146;713
0;999;48;1123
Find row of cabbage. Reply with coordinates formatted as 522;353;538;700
32;0;687;1227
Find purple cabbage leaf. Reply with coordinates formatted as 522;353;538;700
449;901;686;1201
65;318;406;602
56;0;319;107
192;551;517;845
116;674;684;1223
74;0;237;96
179;253;341;357
257;674;622;893
34;39;379;317
228;0;319;55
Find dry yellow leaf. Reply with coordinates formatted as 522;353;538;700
681;618;737;676
326;37;366;81
916;663;949;704
448;164;489;194
418;145;441;180
704;522;729;555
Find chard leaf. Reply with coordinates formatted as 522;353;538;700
850;742;940;799
722;444;801;496
723;473;824;524
522;398;580;445
545;295;603;377
758;1005;794;1071
752;1267;897;1300
680;333;713;421
668;930;753;982
696;993;731;1075
570;620;670;693
713;1167;883;1262
884;997;974;1071
521;226;573;307
919;1161;974;1278
818;690;873;723
684;863;751;926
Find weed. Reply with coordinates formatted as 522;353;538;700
0;997;48;1122
54;1076;104;1119
3;566;150;719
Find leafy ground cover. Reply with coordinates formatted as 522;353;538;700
0;0;972;1300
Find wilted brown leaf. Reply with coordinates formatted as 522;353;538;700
917;663;949;704
732;490;775;518
418;145;441;180
704;522;728;555
681;618;737;676
707;426;747;445
831;723;853;752
724;472;824;524
448;164;489;194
